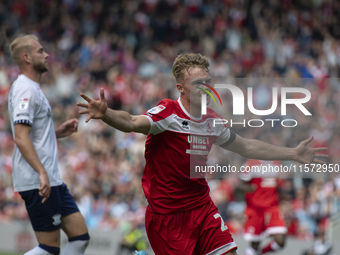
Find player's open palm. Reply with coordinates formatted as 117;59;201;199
293;136;328;164
77;88;108;122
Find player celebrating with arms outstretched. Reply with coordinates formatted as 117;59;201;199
78;53;327;255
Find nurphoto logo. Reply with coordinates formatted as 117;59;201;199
200;83;312;128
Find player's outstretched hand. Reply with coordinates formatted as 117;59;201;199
77;88;108;123
293;136;328;164
39;172;51;203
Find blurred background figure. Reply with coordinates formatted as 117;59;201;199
303;229;332;255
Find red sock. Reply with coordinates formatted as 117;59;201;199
262;241;280;254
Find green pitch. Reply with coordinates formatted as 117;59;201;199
0;252;21;255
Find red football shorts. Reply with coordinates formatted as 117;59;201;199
244;206;287;242
145;200;237;255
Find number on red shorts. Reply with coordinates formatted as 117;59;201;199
214;213;228;232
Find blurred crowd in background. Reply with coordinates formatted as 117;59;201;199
0;0;340;248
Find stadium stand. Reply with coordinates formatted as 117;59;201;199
0;0;339;253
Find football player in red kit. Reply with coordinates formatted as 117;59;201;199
78;53;327;255
239;159;287;255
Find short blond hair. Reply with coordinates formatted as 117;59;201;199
9;35;38;64
172;53;210;83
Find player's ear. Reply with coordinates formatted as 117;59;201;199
177;83;184;93
23;53;31;64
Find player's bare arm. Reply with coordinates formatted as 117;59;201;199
223;135;328;164
14;124;51;203
77;88;150;134
55;118;79;138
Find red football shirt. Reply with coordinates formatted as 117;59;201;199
240;159;281;209
142;98;235;214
